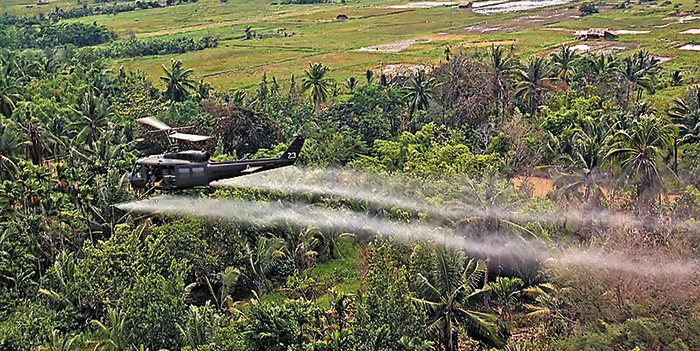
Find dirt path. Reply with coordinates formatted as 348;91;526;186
451;7;578;34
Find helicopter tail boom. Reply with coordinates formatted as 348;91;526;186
281;136;305;161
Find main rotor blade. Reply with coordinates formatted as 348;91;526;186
137;117;172;131
170;132;210;142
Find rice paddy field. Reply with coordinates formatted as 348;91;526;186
5;0;700;99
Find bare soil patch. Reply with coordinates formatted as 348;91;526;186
512;176;554;198
472;0;510;7
473;0;574;14
374;63;432;77
680;28;700;34
453;7;577;34
655;16;700;28
654;56;674;64
387;1;455;8
615;30;651;34
679;44;700;51
568;41;637;54
357;38;430;52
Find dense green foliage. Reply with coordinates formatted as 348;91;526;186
0;18;115;49
1;13;700;350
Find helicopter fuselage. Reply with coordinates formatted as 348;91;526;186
128;137;304;190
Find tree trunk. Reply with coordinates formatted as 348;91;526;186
635;182;644;216
673;137;678;174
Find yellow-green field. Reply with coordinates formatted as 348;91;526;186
4;0;700;100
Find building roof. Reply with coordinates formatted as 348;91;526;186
586;28;618;36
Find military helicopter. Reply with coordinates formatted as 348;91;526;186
128;117;305;190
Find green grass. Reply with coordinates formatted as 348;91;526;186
4;0;700;100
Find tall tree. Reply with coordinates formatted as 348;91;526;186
301;62;333;115
161;59;196;102
485;45;517;118
404;70;435;121
669;85;700;173
69;91;114;148
588;53;618;79
245;236;287;294
554;119;611;207
551;45;580;85
0;119;28;179
365;69;374;86
515;56;556;115
0;70;21;118
413;246;508;350
605;114;674;214
616;51;659;106
344;76;358;93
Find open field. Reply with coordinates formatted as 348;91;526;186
4;0;700;102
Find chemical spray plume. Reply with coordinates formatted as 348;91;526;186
213;167;639;228
116;195;537;260
116;196;700;277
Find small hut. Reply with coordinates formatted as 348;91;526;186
336;14;349;20
579;28;619;40
458;2;473;8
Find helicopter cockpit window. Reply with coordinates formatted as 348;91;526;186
146;166;163;184
192;167;205;175
177;168;191;178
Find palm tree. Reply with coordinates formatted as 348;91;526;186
515;56;556;115
365;69;374;85
194;79;212;101
245;236;287;293
550;45;580;85
288;227;323;271
404;70;435;121
486;45;517;117
37;330;80;351
554;119;612;207
301;62;333;115
523;283;570;332
161;59;196;102
413;246;508;350
0;119;28;179
489;276;523;320
176;304;215;348
91;309;134;351
0;71;21;118
669;85;700;173
589;53;618;78
457;172;538;283
670;70;683;86
605;114;674;214
344;76;358;93
69;91;114;148
228;90;247;106
616;51;659;106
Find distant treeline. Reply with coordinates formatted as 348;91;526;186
36;0;199;21
0;17;115;49
278;0;338;4
0;14;218;58
85;35;220;58
46;2;164;21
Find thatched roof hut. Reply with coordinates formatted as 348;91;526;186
578;28;619;40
